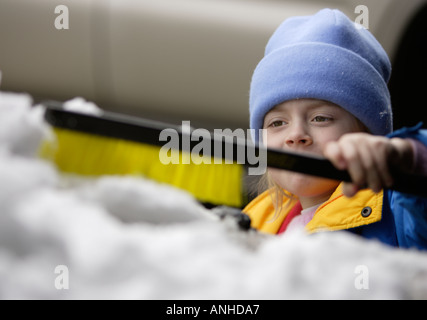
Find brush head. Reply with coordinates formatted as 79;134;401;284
40;103;247;208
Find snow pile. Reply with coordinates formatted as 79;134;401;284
0;91;427;300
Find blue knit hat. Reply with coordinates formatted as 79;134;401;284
249;9;392;141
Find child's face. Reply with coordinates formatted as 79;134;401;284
263;99;364;207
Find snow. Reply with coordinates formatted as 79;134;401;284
63;97;104;116
0;90;427;300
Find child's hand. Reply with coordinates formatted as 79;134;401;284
323;133;415;197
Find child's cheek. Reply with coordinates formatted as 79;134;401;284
263;130;281;149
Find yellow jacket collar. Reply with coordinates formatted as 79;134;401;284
243;183;383;235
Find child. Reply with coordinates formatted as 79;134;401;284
243;9;427;250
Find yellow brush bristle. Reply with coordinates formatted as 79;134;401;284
39;128;245;208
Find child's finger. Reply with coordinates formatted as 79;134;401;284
325;140;369;191
367;141;394;188
323;141;347;170
336;138;367;188
355;140;385;192
325;137;391;194
327;134;396;194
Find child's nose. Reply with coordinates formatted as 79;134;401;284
285;123;313;147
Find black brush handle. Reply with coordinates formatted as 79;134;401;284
263;146;427;198
263;147;352;181
43;102;427;198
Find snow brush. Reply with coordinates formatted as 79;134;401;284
39;101;427;208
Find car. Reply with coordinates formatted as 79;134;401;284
0;0;425;131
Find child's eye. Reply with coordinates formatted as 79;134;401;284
312;116;332;122
270;120;286;128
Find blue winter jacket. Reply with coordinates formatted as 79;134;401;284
357;124;427;250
